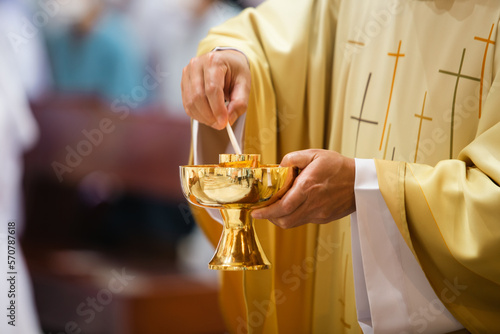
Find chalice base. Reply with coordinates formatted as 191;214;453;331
208;208;271;270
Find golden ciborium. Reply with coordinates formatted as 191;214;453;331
180;154;296;270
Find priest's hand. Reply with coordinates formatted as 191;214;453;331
251;149;356;229
181;50;251;130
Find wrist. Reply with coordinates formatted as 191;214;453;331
346;157;357;214
212;47;250;68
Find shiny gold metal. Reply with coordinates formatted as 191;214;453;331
180;154;297;270
218;153;260;167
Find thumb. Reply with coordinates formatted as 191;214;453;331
280;150;318;169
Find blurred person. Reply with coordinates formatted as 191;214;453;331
127;0;241;118
0;0;52;102
44;0;148;105
0;23;42;334
40;0;197;262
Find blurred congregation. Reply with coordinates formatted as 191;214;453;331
0;0;262;333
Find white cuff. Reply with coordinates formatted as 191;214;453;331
351;159;463;333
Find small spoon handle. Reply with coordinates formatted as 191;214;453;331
226;123;242;154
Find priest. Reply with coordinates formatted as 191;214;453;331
181;0;500;332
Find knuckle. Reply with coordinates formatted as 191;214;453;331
189;57;199;67
184;100;195;113
296;176;315;191
207;51;216;62
281;201;295;216
271;218;290;230
280;154;291;165
207;51;221;65
281;152;295;165
192;88;206;102
184;95;195;107
316;209;330;221
207;53;229;73
205;81;219;96
231;98;248;112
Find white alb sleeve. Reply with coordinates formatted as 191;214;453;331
351;158;463;334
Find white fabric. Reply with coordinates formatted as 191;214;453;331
351;158;463;333
0;32;42;334
0;0;51;101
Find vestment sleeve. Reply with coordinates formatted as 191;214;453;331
375;72;500;333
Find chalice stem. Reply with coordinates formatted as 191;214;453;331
208;208;271;270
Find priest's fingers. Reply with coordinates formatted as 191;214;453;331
203;52;230;129
253;149;357;229
182;56;221;129
206;50;250;126
266;201;320;229
182;50;250;129
252;150;319;226
251;181;307;226
252;186;331;229
204;50;251;127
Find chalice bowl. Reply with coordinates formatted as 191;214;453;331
180;154;297;270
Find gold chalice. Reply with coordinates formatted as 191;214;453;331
180;154;297;270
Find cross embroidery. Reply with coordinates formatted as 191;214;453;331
351;73;378;156
438;49;480;158
414;92;433;163
380;40;405;150
474;23;496;118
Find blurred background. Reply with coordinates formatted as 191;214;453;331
0;0;263;333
